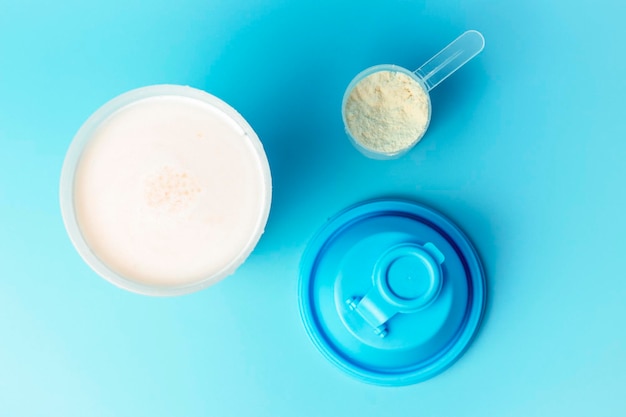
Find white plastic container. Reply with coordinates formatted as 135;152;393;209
60;85;272;296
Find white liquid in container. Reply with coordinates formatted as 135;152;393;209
61;86;271;295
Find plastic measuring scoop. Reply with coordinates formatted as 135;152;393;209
342;30;485;159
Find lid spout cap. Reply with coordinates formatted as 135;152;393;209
346;242;445;338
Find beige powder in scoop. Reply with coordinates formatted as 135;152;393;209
344;70;430;154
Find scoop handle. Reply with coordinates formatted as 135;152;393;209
414;30;485;92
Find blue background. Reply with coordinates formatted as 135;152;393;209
1;0;625;415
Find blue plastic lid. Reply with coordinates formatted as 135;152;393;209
299;199;486;386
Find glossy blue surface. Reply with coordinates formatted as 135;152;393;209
1;0;625;415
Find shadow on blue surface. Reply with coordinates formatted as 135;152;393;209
191;1;492;258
